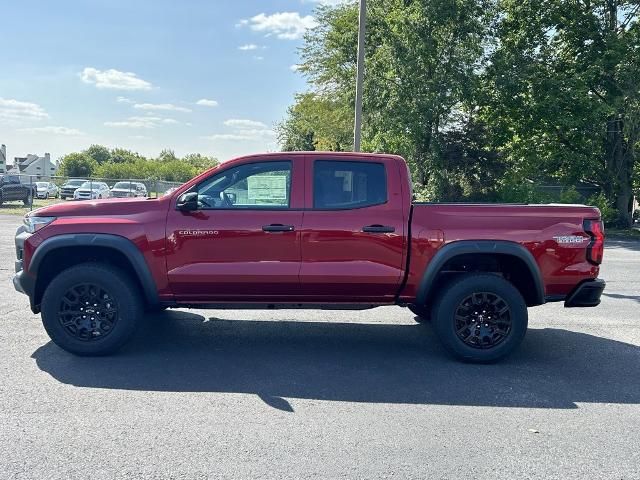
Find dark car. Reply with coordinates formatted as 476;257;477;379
0;174;35;206
59;179;87;200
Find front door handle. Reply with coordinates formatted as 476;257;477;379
362;224;395;233
262;224;295;232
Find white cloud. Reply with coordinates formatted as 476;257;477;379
129;135;151;140
0;97;49;124
311;0;350;5
224;119;268;129
104;116;178;128
196;99;219;107
238;44;259;51
239;12;317;40
206;119;275;142
254;56;265;61
205;133;251;141
116;96;134;104
18;126;85;136
80;67;153;90
133;103;192;113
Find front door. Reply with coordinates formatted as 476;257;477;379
165;158;304;302
299;157;406;303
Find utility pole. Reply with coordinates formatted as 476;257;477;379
353;0;366;152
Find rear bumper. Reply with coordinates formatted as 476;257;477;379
564;279;606;308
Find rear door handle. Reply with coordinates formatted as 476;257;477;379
362;224;395;233
262;224;295;232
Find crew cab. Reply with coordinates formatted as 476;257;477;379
13;152;606;362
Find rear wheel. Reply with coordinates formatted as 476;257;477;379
23;191;32;206
41;263;142;356
431;273;528;363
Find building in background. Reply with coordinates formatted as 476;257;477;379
9;152;57;178
0;145;6;173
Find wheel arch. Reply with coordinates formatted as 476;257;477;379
416;240;545;308
29;234;159;311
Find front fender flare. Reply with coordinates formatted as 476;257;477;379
29;233;160;308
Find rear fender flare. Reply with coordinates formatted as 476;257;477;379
416;240;545;307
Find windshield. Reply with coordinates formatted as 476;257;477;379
113;182;133;189
36;182;48;188
79;182;101;190
66;180;85;186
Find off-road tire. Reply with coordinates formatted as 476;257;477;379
431;273;528;363
41;263;142;356
408;304;430;323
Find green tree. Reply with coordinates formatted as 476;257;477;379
109;148;143;164
483;0;640;226
182;153;219;170
58;152;97;177
281;0;494;193
157;149;179;163
84;144;111;164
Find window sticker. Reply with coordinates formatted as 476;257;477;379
247;175;288;201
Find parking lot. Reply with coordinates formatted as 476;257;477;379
0;214;638;479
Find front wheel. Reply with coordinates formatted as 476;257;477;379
431;273;528;363
41;263;143;356
408;304;430;323
23;192;33;206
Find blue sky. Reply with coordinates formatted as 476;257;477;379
0;0;339;163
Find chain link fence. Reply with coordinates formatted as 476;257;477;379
0;173;183;211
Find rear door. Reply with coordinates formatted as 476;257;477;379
299;156;406;303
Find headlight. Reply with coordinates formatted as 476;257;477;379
23;216;56;233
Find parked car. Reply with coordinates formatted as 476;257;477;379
73;181;110;200
60;179;87;200
13;152;606;362
110;181;147;198
35;182;59;199
0;174;35;206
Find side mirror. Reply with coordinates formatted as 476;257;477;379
176;191;199;211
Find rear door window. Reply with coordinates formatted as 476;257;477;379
313;161;387;209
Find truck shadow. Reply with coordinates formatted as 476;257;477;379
32;311;639;410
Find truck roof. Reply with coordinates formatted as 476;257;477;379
229;151;406;162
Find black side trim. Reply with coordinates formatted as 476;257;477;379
564;279;605;308
416;240;545;307
29;234;160;308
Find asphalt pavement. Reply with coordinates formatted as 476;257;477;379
0;214;638;479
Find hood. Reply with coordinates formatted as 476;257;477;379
30;196;166;217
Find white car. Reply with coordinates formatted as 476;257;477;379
73;181;111;200
35;182;60;199
110;181;147;198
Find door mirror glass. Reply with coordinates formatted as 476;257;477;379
176;191;199;211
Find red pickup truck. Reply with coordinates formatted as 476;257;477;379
13;152;605;362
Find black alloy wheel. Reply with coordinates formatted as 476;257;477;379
453;292;512;349
431;273;528;363
58;283;119;341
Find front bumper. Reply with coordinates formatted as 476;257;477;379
564;279;606;308
13;225;38;312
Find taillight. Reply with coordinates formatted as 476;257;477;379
583;219;605;265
